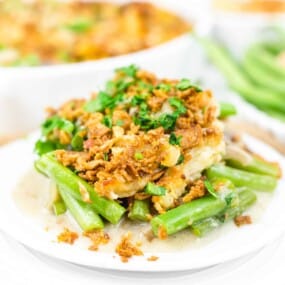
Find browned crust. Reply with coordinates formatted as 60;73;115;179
57;228;79;245
115;232;143;263
234;215;252;227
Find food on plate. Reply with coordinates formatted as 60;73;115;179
199;28;285;122
34;66;281;257
213;0;285;13
0;0;190;66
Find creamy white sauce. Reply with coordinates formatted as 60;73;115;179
13;168;274;253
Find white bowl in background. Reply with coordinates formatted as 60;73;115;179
0;0;207;136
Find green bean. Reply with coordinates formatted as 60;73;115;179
191;217;222;237
206;164;277;192
199;37;285;113
59;187;104;231
191;189;256;237
246;44;285;79
128;199;150;222
34;152;126;224
226;156;281;178
243;51;285;94
52;200;67;216
151;196;226;237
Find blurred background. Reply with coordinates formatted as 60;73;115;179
1;0;285;152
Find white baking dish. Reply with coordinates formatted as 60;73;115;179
0;0;203;136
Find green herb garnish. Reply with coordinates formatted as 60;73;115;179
176;79;202;92
157;113;177;131
102;115;112;128
115;120;124;126
130;95;146;106
156;83;171;92
176;154;184;165
145;182;166;196
84;92;124;113
34;140;58;156
12;54;40;67
103;153;109;161
116;65;138;78
41;116;74;136
71;134;84;151
169;133;182;146
134;152;144;160
168;97;187;116
65;18;93;33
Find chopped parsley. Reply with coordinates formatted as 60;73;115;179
157;113;177;131
168;97;186;116
84;91;124;113
103;153;109;161
138;81;154;92
116;65;138;78
169;133;182;146
176;154;184;165
41;116;74;136
130;95;146;106
145;182;166;196
134;152;144;160
156;83;171;92
65;18;93;33
176;78;202;92
12;54;40;67
34;140;58;156
102;115;112;128
115;119;124;126
71;134;84;151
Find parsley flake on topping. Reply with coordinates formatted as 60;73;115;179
65;18;93;33
41;116;74;136
168;97;187;116
169;133;182;146
84;91;124;113
134;152;144;160
176;78;202;92
176;154;184;165
102;115;112;128
156;83;171;92
145;183;166;196
116;64;138;78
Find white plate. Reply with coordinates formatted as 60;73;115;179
0;134;285;272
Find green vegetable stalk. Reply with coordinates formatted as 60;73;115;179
35;152;126;224
206;164;277;192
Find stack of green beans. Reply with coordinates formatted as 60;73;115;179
199;31;285;122
151;153;280;238
35;147;280;238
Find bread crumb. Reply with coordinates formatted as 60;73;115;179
234;215;252;227
115;232;143;262
147;256;159;262
83;230;110;251
57;228;78;244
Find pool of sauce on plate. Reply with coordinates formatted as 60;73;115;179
13;168;273;253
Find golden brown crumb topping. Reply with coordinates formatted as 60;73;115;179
57;228;79;244
0;1;190;66
83;230;110;251
115;232;143;263
36;66;224;211
182;179;206;203
147;256;159;262
234;215;252;227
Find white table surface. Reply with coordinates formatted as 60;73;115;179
1;229;285;285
